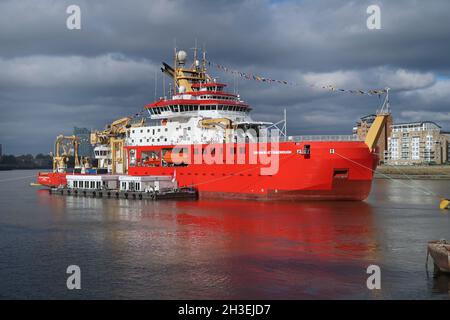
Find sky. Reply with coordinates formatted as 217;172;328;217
0;0;450;155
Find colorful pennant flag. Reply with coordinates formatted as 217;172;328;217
207;61;387;97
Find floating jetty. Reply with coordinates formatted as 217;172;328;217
45;173;198;200
49;186;198;201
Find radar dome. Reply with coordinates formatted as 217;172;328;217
177;50;187;64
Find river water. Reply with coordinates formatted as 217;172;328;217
0;169;449;299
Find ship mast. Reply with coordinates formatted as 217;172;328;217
173;42;177;95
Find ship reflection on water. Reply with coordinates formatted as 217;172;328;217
4;178;447;299
36;189;383;299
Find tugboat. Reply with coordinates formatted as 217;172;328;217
36;47;391;201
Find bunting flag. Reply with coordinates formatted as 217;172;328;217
207;61;387;97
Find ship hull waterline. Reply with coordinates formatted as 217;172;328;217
37;141;378;201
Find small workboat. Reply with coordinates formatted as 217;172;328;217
427;240;450;273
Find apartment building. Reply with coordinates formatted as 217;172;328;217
385;121;449;165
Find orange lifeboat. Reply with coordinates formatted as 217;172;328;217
142;157;160;166
163;149;190;164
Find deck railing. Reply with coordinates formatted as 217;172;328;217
279;135;361;142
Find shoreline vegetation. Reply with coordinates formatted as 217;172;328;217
0;154;52;171
375;165;450;180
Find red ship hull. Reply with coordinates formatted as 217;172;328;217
37;171;67;187
126;141;378;201
36;141;377;201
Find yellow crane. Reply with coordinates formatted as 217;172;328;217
53;135;80;172
364;88;391;151
90;116;145;174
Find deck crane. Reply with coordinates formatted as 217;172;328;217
53;135;80;173
90;116;145;174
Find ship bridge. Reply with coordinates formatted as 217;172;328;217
129;49;274;147
145;80;252;123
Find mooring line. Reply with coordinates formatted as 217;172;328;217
334;152;442;198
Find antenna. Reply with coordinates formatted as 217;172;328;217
192;39;198;70
202;42;207;74
163;74;166;99
173;39;177;95
154;69;157;101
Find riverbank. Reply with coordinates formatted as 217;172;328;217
0;165;51;171
375;165;450;179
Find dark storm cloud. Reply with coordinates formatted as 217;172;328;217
0;0;449;154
